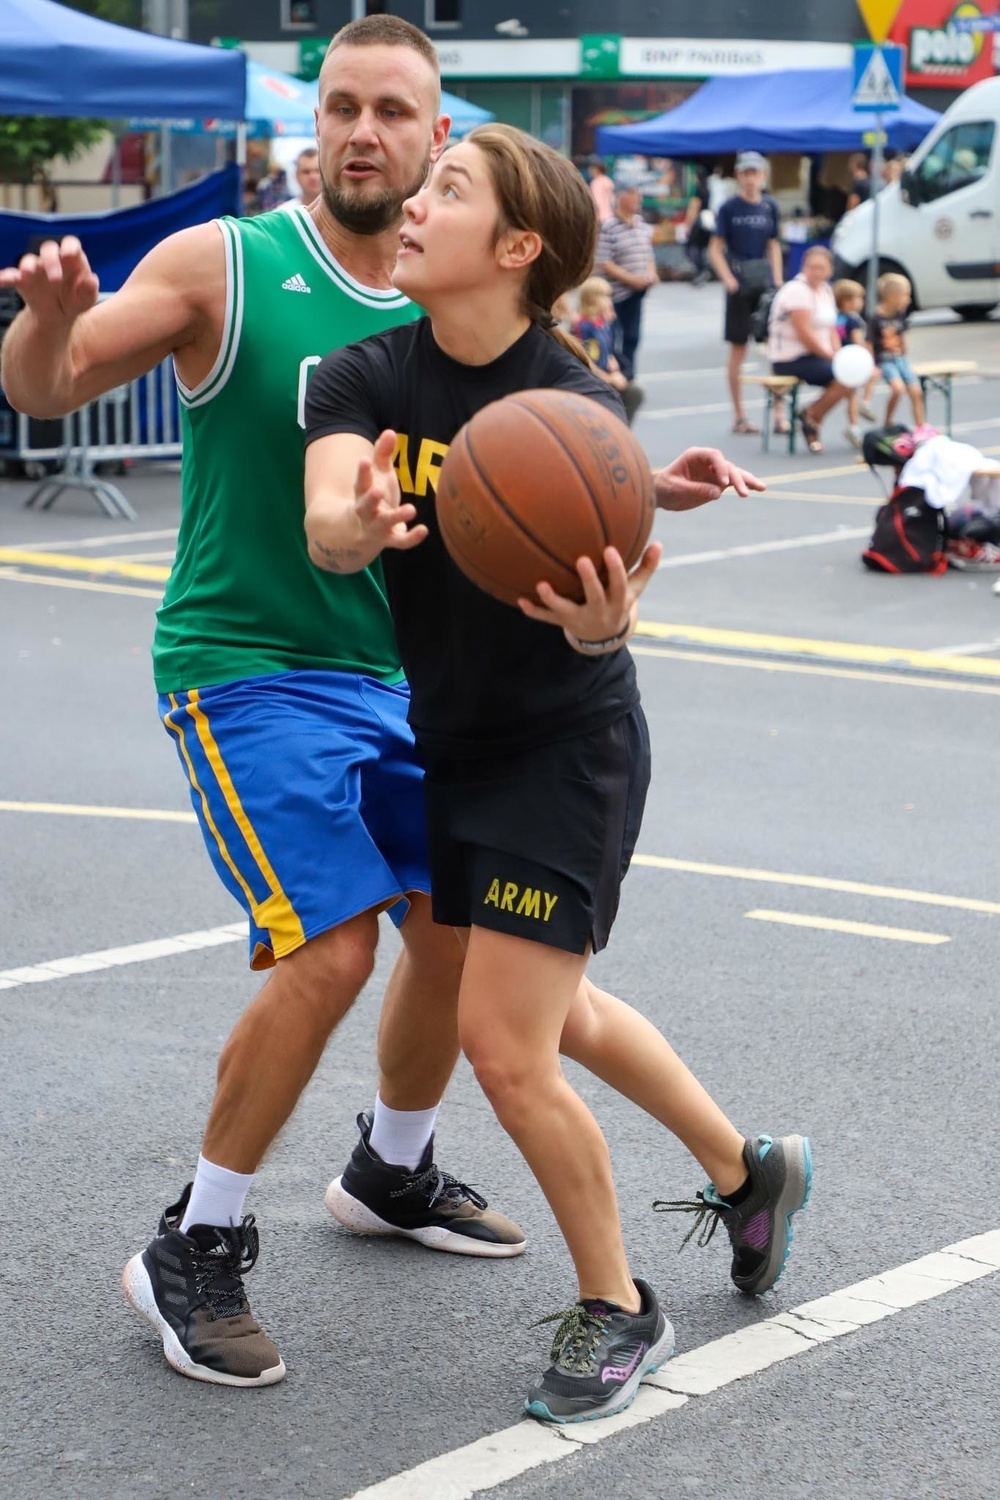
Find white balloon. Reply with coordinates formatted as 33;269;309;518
832;343;875;389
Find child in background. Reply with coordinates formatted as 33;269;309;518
834;278;868;449
572;276;645;426
869;271;925;427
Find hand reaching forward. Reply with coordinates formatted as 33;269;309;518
0;237;99;325
654;446;766;511
353;429;427;556
517;541;663;655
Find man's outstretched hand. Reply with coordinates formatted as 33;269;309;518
653;447;766;512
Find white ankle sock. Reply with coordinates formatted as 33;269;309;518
368;1096;439;1171
180;1154;255;1232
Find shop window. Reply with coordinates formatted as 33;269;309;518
280;0;316;29
426;1;461;27
913;122;994;203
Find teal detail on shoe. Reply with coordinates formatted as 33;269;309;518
757;1134;774;1160
768;1136;813;1291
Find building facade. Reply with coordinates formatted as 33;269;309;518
192;2;996;160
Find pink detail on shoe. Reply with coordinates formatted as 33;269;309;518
740;1209;771;1251
601;1344;644;1385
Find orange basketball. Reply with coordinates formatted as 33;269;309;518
435;389;655;608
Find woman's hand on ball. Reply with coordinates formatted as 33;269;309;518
353;430;427;555
517;541;662;655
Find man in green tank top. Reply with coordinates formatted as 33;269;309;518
0;16;527;1388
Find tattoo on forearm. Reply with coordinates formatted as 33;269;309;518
313;541;362;572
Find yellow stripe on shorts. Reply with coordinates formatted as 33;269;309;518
185;690;305;956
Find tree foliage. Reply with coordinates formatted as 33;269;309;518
0;117;108;188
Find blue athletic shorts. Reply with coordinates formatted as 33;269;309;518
880;355;916;386
159;670;430;970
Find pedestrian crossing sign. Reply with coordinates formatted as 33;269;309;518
852;43;904;112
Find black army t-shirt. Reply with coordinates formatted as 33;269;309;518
304;318;640;757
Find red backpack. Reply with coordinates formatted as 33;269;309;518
861;484;947;575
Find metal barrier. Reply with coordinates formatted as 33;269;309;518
16;357;181;522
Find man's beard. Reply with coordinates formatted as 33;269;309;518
321;155;430;236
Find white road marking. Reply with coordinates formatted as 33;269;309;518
657;526;869;568
638;398;765;420
744;909;951;944
343;1232;1000;1500
0;922;247;992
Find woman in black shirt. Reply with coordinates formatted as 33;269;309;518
304;125;810;1425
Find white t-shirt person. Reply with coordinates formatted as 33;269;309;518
767;275;838;364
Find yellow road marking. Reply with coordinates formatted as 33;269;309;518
745;909;950;944
757;461;863;485
630;644;1000;695
0;568;161;599
752;489;875;506
633;621;1000;678
633;854;1000;916
0;547;170;582
0;800;196;822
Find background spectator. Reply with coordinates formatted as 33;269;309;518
254;161;291;214
278;147;321;213
869;271;926;427
588;158;615;223
767;245;850;454
708;149;784;435
846;152;871;212
683;166;713;286
572;275;645;426
595;184;658;381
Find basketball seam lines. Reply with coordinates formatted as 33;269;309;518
461;429;579;577
506;397;611;549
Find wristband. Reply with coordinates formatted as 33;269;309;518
569;623;631;655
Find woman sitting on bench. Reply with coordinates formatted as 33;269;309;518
768;245;850;455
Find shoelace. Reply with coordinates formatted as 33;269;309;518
534;1304;610;1374
652;1191;729;1249
193;1215;261;1319
398;1164;487;1211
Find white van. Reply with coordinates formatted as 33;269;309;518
832;75;999;320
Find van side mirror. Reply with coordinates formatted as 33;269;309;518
900;168;920;206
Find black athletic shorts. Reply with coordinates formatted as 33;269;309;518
420;706;651;956
724;286;765;346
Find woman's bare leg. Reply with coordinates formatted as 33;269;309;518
458;927;638;1310
560;978;747;1194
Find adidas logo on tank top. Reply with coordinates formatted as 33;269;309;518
281;273;311;293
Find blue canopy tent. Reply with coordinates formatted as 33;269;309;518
129;62;494;140
595;69;940;156
0;0;246;120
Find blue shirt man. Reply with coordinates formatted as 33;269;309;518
708;150;784;434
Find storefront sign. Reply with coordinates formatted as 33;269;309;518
433;39;579;78
889;0;998;86
620;38;852;76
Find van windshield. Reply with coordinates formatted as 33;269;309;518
913;121;995;203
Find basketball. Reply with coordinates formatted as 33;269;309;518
435;389;655;608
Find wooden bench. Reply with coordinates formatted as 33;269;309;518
910;361;978;436
740;375;801;454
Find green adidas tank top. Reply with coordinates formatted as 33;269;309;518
152;208;419;693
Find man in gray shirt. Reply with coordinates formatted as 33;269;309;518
595;184;658;381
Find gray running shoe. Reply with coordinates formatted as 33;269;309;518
525;1278;674;1425
655;1133;812;1295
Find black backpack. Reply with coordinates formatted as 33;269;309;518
861;484;947;575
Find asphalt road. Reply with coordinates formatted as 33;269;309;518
1;283;999;1500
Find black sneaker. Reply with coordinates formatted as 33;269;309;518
121;1184;285;1386
655;1133;812;1295
525;1278;673;1425
325;1109;526;1257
